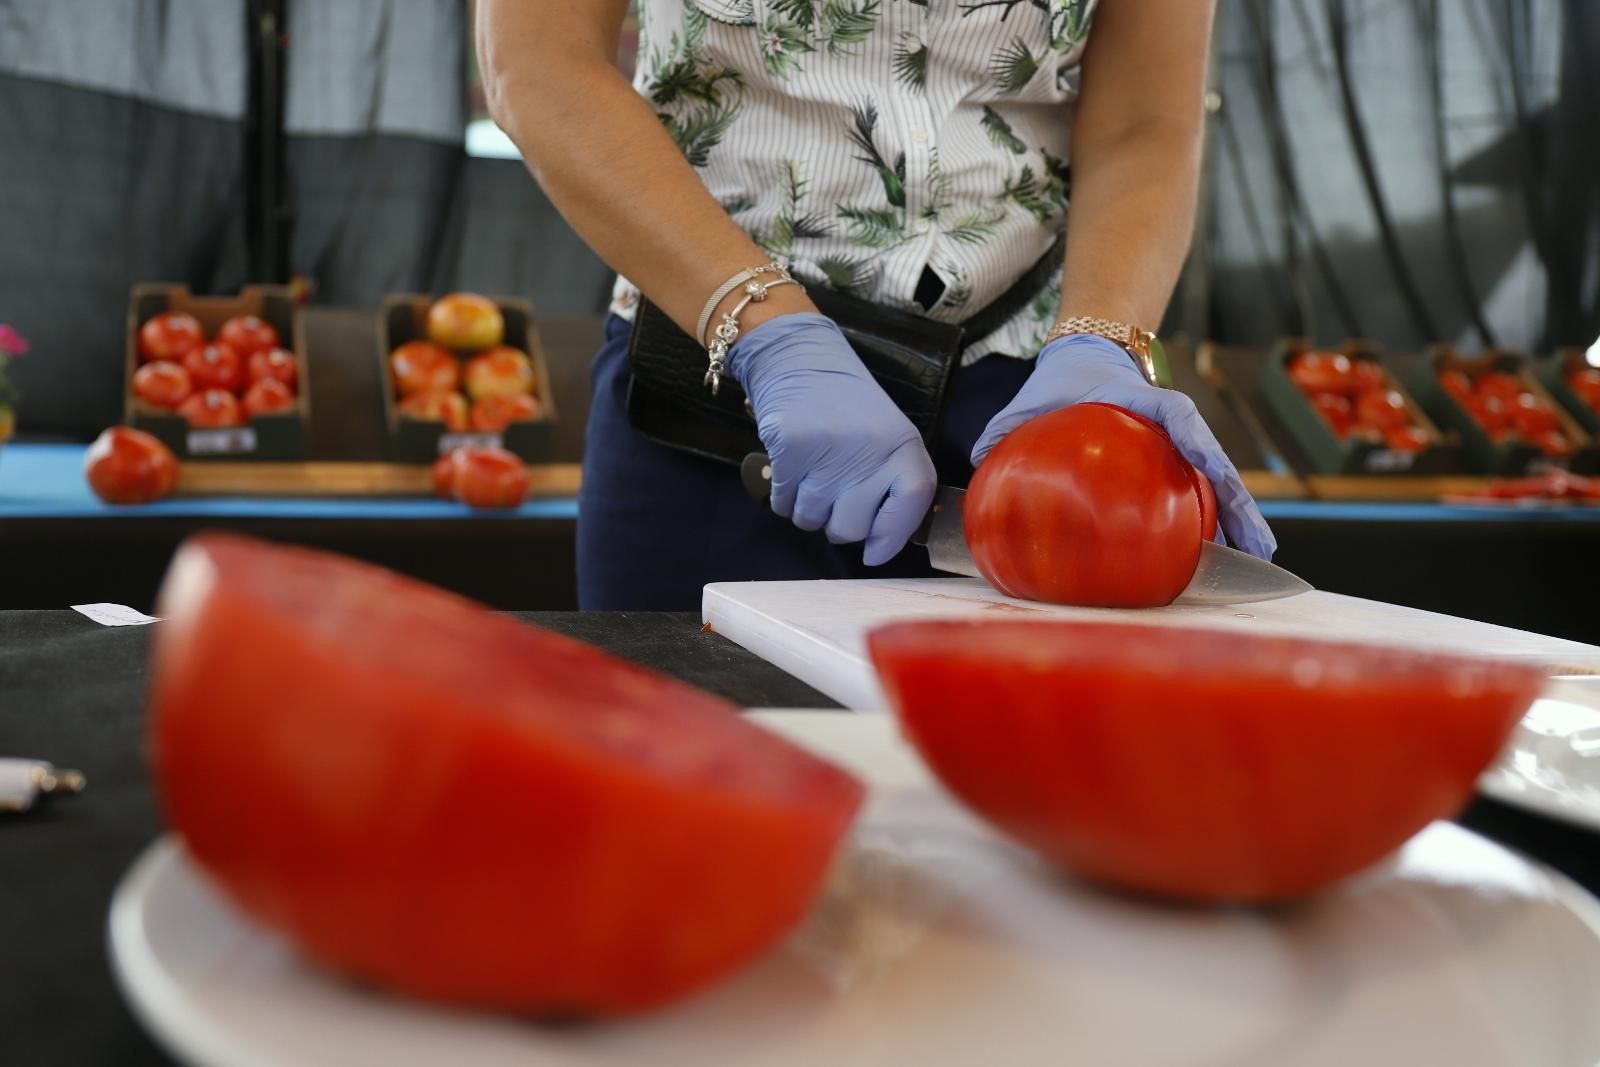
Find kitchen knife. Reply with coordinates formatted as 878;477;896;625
740;452;1312;605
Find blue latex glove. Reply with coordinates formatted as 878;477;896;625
729;313;936;565
971;333;1277;559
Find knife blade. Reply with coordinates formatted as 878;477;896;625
742;452;1312;605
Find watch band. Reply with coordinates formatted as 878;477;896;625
1045;315;1169;388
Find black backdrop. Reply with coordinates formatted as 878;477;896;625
1;0;1596;438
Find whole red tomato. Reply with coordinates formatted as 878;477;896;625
1348;358;1387;394
867;618;1542;903
132;361;194;410
1438;370;1473;401
389;341;460;397
247;348;298;391
1311;392;1354;437
469;393;542;432
1507;393;1559;438
1354;388;1409;431
1569;369;1600;412
217;315;280;359
179;388;244;428
1384;425;1430;453
426;293;505;351
431;452;460;499
450;446;531;509
149;534;863;1013
1536;429;1574;457
464;346;535;400
397;389;469;432
84;426;179;504
1463;394;1507;434
138;311;206;364
184;342;246;394
1287;352;1353;395
1476;372;1524;403
965;403;1203;608
243;377;296;417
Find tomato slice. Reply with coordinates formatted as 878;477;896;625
151;534;863;1014
867;619;1541;904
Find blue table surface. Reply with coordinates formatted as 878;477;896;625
2;442;1597;523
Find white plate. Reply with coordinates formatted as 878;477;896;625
112;711;1600;1067
1481;679;1600;831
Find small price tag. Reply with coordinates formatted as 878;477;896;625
1363;449;1416;473
187;427;259;455
438;433;502;454
72;603;161;627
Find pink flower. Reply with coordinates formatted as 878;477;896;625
0;324;28;356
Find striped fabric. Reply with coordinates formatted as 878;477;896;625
612;0;1099;364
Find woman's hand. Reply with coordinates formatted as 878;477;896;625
731;314;936;565
971;334;1276;560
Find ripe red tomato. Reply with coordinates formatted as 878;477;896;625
867;618;1542;904
138;311;206;364
179;388;244;428
965;403;1202;608
389;341;460;397
426;293;505;351
431;452;460;499
247;348;299;391
1536;429;1574;457
1463;394;1508;434
149;534;863;1013
1438;370;1473;401
1353;388;1409;431
1348;358;1386;393
1475;371;1524;403
217;315;281;359
1569;369;1600;411
1507;392;1559;438
1383;425;1430;453
469;393;542;432
450;446;531;509
243;377;296;417
464;346;535;400
397;389;469;431
132;361;193;409
1287;351;1353;395
1311;392;1354;437
84;426;179;504
183;342;246;394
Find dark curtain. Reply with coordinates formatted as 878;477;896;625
0;0;610;439
1203;0;1600;355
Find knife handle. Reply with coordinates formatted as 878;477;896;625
740;452;773;505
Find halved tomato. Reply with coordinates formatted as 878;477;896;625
867;619;1542;904
150;534;862;1014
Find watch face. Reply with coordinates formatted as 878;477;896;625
1149;335;1174;388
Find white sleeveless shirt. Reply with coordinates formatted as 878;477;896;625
613;0;1099;362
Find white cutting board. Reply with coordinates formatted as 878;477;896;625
703;578;1600;710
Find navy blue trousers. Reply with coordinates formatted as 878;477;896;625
577;315;1036;610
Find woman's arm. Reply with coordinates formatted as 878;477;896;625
475;0;814;336
1057;0;1218;326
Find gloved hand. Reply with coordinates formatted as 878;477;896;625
971;333;1277;559
729;313;936;565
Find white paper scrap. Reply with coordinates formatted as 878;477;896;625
72;603;160;627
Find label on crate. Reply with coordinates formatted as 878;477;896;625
438;433;503;454
186;428;259;455
1363;449;1416;473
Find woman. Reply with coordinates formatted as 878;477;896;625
478;0;1274;610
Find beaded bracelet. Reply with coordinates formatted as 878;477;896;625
703;273;799;396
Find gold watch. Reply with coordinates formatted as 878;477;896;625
1045;316;1173;388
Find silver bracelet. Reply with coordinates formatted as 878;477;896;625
704;275;799;396
696;262;790;347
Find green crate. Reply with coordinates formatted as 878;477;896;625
1258;339;1461;475
1535;348;1600;439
